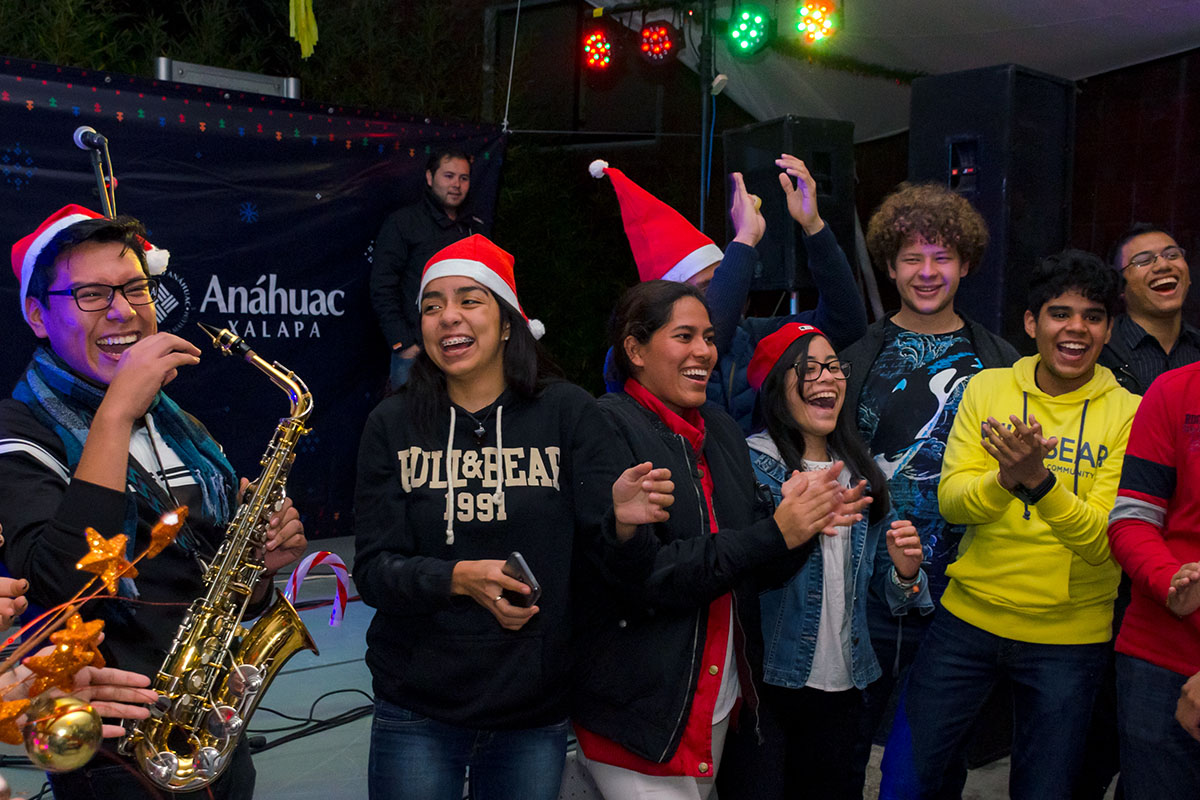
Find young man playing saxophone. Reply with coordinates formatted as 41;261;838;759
0;206;307;799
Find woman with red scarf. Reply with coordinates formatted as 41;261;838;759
572;280;870;799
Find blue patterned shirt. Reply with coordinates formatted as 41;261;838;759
857;321;983;599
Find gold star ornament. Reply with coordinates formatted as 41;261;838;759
0;698;30;745
75;528;137;594
50;614;105;670
24;643;95;697
147;506;188;559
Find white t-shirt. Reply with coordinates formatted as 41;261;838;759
801;458;854;692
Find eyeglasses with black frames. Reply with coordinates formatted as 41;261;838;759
793;359;851;382
1124;246;1186;270
46;277;161;312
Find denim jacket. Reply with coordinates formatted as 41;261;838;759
747;433;933;690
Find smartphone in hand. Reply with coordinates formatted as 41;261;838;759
501;551;541;608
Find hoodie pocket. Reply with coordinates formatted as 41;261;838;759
950;529;1076;610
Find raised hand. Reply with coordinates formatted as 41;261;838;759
612;462;674;541
729;172;766;247
451;559;539;631
775;154;824;235
981;413;1057;491
886;519;923;580
1168;562;1200;618
100;333;202;423
826;477;872;535
774;465;840;548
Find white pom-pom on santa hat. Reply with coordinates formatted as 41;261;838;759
589;159;609;179
144;245;170;275
589;160;722;284
528;318;546;340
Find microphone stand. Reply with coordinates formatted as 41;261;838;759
85;140;117;219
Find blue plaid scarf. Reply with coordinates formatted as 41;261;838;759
13;346;236;600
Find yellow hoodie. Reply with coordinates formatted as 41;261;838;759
938;356;1140;645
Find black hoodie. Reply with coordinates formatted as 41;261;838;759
354;381;639;729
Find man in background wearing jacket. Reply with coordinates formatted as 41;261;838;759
370;148;486;388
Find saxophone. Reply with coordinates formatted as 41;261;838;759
119;323;319;791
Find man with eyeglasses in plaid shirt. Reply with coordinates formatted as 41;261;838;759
1100;223;1199;396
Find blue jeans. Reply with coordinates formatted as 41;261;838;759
368;698;567;800
1115;653;1200;799
885;609;1107;800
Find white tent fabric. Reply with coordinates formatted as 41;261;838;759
587;0;1200;141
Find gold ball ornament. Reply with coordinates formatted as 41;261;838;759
22;695;102;772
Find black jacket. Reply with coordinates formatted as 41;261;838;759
0;398;227;679
572;392;793;764
1098;332;1144;394
368;191;487;349
841;311;1021;411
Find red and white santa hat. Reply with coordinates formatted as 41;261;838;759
419;234;545;340
747;323;826;391
11;204;170;322
590;159;723;283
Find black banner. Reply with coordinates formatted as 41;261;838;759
0;57;506;538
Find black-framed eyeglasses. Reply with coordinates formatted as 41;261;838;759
1124;246;1186;270
46;277;160;312
793;359;850;382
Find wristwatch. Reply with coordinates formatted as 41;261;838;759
1011;471;1056;505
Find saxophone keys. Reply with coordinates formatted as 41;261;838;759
185;670;206;693
172;693;199;722
205;706;243;739
228;664;263;697
195;745;225;777
148;694;171;719
146;750;180;784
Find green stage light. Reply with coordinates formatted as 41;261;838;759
728;5;771;56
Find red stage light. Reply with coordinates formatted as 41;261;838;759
583;29;614;70
639;22;680;65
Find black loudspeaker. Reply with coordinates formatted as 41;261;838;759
909;64;1075;341
723;115;856;292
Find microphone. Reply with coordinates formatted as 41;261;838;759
73;126;107;151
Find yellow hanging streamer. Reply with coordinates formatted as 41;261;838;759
289;0;319;59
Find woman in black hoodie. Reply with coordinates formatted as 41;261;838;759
354;235;670;800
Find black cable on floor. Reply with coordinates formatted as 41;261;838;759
248;688;374;752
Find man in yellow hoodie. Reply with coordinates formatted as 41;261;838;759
884;249;1140;798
